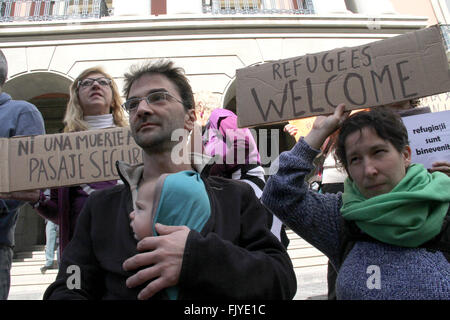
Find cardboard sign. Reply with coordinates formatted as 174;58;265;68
236;25;450;128
0;127;143;192
402;110;450;168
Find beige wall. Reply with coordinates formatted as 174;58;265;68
390;0;438;25
1;15;428;104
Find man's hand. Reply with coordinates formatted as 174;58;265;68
304;103;348;150
122;223;190;300
429;161;450;177
0;190;40;202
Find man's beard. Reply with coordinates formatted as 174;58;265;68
135;133;172;153
132;126;179;155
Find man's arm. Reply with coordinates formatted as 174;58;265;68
44;197;104;300
178;189;297;300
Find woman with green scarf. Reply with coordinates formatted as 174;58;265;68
262;105;450;299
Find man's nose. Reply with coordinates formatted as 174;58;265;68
129;211;135;220
135;98;154;116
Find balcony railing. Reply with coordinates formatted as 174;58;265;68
203;0;315;15
0;0;110;22
0;0;315;23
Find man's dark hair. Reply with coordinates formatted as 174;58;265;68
335;107;409;171
0;49;8;87
123;59;194;111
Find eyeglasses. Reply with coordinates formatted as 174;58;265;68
122;91;183;113
78;77;112;88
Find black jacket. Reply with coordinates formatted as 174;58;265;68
44;161;297;300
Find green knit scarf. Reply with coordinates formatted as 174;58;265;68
341;164;450;247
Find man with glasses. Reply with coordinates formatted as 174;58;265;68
43;59;296;300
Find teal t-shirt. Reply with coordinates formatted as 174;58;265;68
153;170;211;299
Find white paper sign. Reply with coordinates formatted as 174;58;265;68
401;110;450;168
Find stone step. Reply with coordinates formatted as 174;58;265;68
9;247;58;300
13;248;58;262
294;264;328;275
9;283;51;294
287;236;311;244
293;264;329;300
7;232;328;300
291;255;329;268
287;240;314;249
14;251;47;261
288;247;326;259
8;284;49;300
14;245;46;253
11;260;50;267
10;273;58;286
285;231;328;269
11;264;58;276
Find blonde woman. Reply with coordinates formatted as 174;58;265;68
32;67;128;257
63;66;127;132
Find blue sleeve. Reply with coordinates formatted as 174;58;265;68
15;108;46;136
0;199;22;212
261;138;343;264
0;105;44;210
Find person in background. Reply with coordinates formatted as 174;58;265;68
29;66;128;255
263;105;450;299
0;49;45;300
193;91;218;127
202;108;289;247
41;218;59;274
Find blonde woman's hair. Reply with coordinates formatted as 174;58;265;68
63;66;128;132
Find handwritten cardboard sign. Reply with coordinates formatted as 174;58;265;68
0;127;143;192
236;25;450;128
401;110;450;168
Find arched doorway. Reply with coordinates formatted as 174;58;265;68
4;71;72;133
